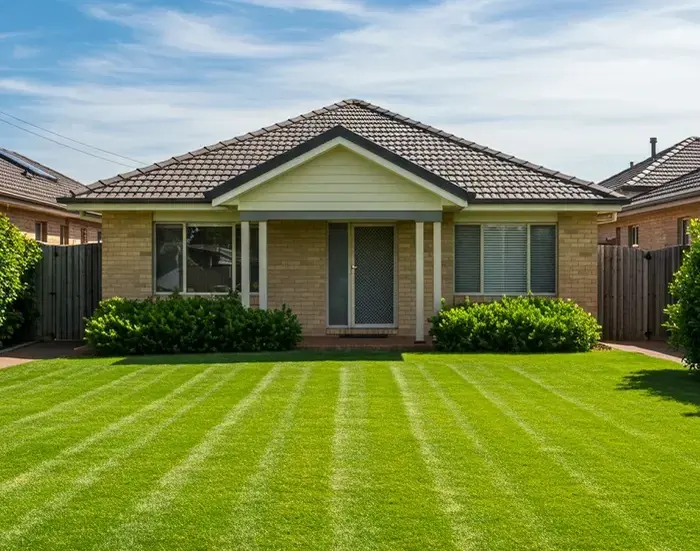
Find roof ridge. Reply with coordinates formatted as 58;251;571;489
627;136;700;187
0;147;88;190
350;100;622;199
599;136;700;190
633;164;700;201
74;99;359;196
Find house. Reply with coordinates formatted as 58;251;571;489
58;99;625;342
598;137;700;249
0;148;101;244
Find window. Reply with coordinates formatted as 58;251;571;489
454;224;556;295
615;227;621;245
97;231;102;244
628;225;639;247
679;218;692;246
153;223;258;294
34;221;47;242
80;228;88;244
60;225;69;245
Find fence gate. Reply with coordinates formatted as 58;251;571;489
34;244;102;340
597;244;688;341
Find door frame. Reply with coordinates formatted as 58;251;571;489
326;222;398;329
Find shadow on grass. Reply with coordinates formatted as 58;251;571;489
618;368;700;417
112;349;405;366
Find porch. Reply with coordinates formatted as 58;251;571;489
240;215;445;343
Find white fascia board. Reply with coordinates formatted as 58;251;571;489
212;137;467;208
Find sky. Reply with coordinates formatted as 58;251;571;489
1;0;700;184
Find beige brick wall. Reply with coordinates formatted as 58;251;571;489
558;212;598;315
1;203;101;244
268;220;327;336
102;211;152;299
599;201;700;249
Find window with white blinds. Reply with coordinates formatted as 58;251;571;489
454;224;556;295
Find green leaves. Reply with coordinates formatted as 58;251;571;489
84;295;303;355
665;219;700;370
0;215;42;345
429;296;601;353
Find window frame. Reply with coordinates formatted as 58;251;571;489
453;223;557;296
152;222;259;296
679;218;691;246
628;225;639;247
60;225;69;245
35;221;47;242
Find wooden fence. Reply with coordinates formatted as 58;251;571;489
34;244;102;340
597;244;688;341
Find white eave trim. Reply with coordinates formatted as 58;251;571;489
211;137;468;208
61;203;229;212
466;203;623;213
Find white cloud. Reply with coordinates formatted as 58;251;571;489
2;0;700;184
11;45;40;59
227;0;368;15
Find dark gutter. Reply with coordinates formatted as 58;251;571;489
57;197;210;205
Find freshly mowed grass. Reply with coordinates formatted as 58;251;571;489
1;351;699;550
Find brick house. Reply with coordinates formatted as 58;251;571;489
59;99;625;342
598;137;700;249
0;148;101;244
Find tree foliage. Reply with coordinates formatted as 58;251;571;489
666;219;700;370
0;214;43;345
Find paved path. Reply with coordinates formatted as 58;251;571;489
603;341;684;364
0;342;84;370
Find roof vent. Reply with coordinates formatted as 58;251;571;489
650;137;658;159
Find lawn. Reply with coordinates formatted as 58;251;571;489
0;350;698;550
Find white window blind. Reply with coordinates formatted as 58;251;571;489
455;224;556;295
483;225;527;294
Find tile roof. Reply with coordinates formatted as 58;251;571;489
598;137;700;191
0;148;88;211
64;99;624;204
626;167;700;210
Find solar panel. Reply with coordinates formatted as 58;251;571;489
0;149;58;181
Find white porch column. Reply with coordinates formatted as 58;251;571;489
258;221;268;310
415;221;425;342
433;221;441;314
241;221;250;307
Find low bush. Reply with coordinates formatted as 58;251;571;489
665;219;700;370
430;296;601;353
85;294;302;356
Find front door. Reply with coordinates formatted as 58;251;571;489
327;224;396;328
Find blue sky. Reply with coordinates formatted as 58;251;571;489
1;0;700;183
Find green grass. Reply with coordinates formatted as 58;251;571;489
0;350;699;550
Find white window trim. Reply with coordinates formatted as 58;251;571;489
453;223;558;296
153;222;260;296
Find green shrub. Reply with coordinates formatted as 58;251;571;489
430;296;601;353
0;215;42;346
85;294;302;356
665;220;700;370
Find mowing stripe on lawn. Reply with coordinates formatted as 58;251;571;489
0;364;157;436
221;367;311;550
0;363;79;394
391;364;480;551
0;366;245;547
0;366;217;496
0;368;174;458
97;365;283;551
506;363;700;473
448;363;671;551
329;365;376;551
413;363;552;550
0;363;94;399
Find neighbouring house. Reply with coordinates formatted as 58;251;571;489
59;99;625;342
598;137;700;249
0;148;101;244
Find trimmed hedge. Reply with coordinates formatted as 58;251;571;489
85;295;302;355
430;296;601;353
